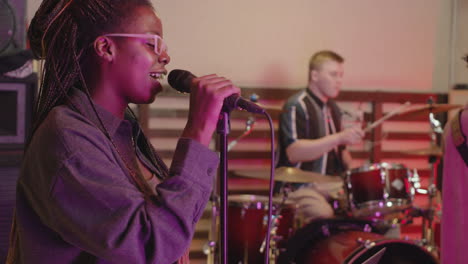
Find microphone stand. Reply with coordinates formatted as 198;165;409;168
217;109;231;264
216;94;265;264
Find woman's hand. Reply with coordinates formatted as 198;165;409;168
181;74;241;146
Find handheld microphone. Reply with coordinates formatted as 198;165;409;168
168;69;265;114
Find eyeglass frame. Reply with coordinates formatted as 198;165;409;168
103;33;168;55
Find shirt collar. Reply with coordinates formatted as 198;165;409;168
67;88;130;137
305;88;326;108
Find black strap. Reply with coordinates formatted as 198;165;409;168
451;109;468;166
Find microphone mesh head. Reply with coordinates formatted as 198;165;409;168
168;69;194;93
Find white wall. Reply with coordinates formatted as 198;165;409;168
26;0;457;93
453;0;468;86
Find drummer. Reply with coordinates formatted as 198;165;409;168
276;50;364;224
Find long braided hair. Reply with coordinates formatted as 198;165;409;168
27;0;163;200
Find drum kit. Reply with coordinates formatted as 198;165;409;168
227;164;437;264
204;102;461;264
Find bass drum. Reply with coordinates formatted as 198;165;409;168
277;218;438;264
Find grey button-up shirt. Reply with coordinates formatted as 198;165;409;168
14;89;219;264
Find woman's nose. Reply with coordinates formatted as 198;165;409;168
159;50;170;65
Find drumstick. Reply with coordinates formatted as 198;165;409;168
364;101;411;133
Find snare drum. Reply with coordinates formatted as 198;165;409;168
227;194;295;264
278;218;438;264
345;163;413;219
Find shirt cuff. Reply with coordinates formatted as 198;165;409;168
169;138;219;190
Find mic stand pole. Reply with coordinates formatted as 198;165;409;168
217;110;231;264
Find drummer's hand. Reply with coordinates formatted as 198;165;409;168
337;126;364;145
314;182;344;199
182;74;241;146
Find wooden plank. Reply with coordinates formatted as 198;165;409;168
155;148;437;162
148;106;433;123
148;128;430;141
158;86;443;100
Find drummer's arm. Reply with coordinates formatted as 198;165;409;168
286;126;364;163
286;135;342;163
342;149;353;170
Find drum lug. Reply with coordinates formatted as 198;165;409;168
356;237;376;249
202;240;217;255
409;168;422;192
321;224;331;237
363;224;372;233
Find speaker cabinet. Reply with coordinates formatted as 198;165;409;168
0;74;36;152
6;0;27;50
0;73;36;262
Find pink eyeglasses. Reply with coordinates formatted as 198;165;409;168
103;33;168;55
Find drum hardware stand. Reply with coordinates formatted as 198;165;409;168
421;103;443;256
410;168;423;194
227;94;258;152
421;171;438;255
203;191;219;264
280;183;292;205
406;169;424;225
203;240;218;264
227;116;256;151
259;213;281;264
258;184;292;263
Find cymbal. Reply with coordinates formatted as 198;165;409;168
232;167;343;184
399;104;462;118
400;145;443;157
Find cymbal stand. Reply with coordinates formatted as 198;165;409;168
421;107;442;254
227;116;256;151
227;93;258;152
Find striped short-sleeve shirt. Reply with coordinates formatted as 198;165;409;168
276;88;346;176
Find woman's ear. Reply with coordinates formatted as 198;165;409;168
94;36;114;62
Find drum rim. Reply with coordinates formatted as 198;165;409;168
347;162;408;174
350;198;412;217
279;219;439;264
343;232;438;263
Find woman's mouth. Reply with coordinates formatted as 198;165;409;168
149;72;166;80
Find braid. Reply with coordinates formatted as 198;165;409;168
127;108;170;180
28;0;158;201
